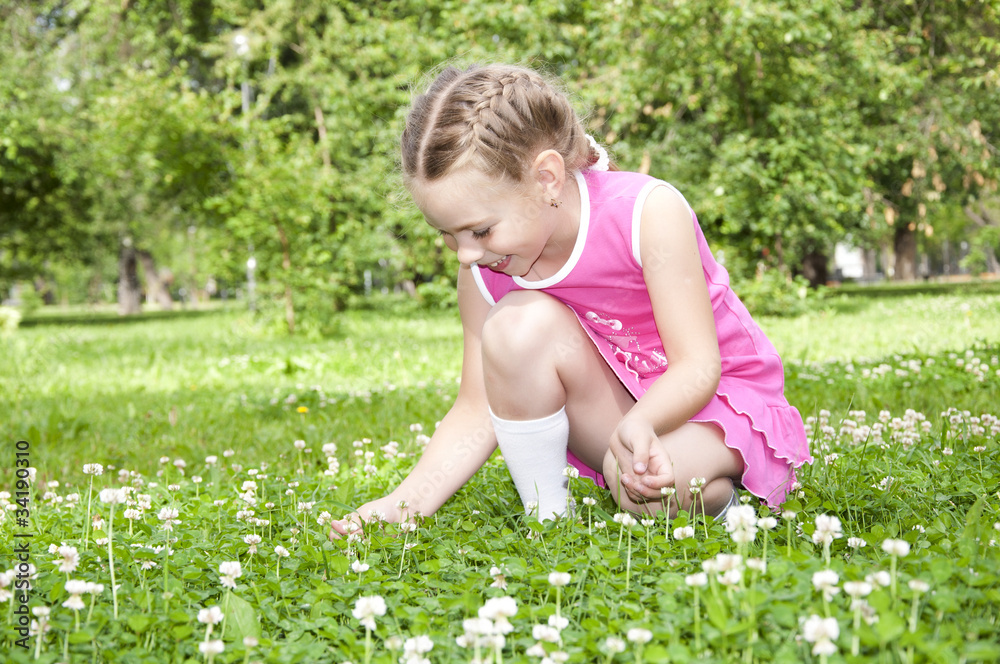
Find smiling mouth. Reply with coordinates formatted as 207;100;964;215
486;255;510;270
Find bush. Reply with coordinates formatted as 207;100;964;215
416;276;457;310
732;268;821;317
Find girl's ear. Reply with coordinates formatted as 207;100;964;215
531;149;568;199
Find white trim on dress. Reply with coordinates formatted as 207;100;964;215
513;170;591;290
631;181;697;268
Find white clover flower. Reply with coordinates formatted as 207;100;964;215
673;526;695;540
725;504;757;531
479;596;518;635
526;643;547;657
488;566;508;589
812;569;841;600
55;545;80;574
351;560;369;574
98;487;127;504
626;627;653;644
812;514;843;545
562;465;580;479
197;606;225;625
548;614;569;631
62;593;86;611
881;538;910;557
582;497;597;507
757;516;778;530
746;558;767;573
843;580;873;598
218;561;243;589
908;579;930;593
867;570;892;588
548;572;571;587
274;545;290;558
619;513;637;528
199;640;225;655
533;624;561;643
719;568;743;586
157;507;181;531
403;634;434;658
83;463;104;476
685;572;708;587
847;537;868;549
801;615;839;656
352;595;387;630
604;636;626;654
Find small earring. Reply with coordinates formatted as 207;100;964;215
550;198;561;208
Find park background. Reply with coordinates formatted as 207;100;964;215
1;2;1000;664
1;0;998;331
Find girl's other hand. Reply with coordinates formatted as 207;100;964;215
611;417;675;502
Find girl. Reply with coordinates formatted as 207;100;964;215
330;63;810;534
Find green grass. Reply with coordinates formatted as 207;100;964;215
1;292;998;663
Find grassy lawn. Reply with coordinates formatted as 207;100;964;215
1;289;998;663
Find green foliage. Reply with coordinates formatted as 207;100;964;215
733;270;819;318
2;0;998;324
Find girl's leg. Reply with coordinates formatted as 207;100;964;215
481;290;634;516
482;290;744;519
602;423;744;517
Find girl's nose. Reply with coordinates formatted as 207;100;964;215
456;238;485;267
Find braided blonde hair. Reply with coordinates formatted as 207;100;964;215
401;64;600;189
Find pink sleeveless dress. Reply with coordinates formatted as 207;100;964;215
471;169;811;507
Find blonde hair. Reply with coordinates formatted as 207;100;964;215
401;64;599;188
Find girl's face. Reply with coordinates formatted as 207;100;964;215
412;169;559;278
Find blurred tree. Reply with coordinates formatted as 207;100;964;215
3;0;996;325
858;0;999;280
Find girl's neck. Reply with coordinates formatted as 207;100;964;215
528;172;583;281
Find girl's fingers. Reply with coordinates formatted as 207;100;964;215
328;513;364;540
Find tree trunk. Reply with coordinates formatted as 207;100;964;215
138;250;174;310
275;223;295;335
118;240;142;315
314;105;331;171
799;248;829;287
862;248;878;282
893;223;918;281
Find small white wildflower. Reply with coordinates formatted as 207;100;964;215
626;627;653;644
199;640;225;655
881;538;911;557
197;606;225;625
548;572;571;587
352;595;387;630
801;615;839;656
685;572;708;587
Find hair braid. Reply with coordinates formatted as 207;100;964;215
401;64;594;188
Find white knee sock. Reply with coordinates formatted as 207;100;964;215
490;406;570;521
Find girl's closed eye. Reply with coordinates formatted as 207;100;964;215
472;227;492;240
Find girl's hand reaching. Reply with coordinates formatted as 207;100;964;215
328;496;408;540
610;416;675;503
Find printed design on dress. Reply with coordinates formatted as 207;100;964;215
584;310;668;379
